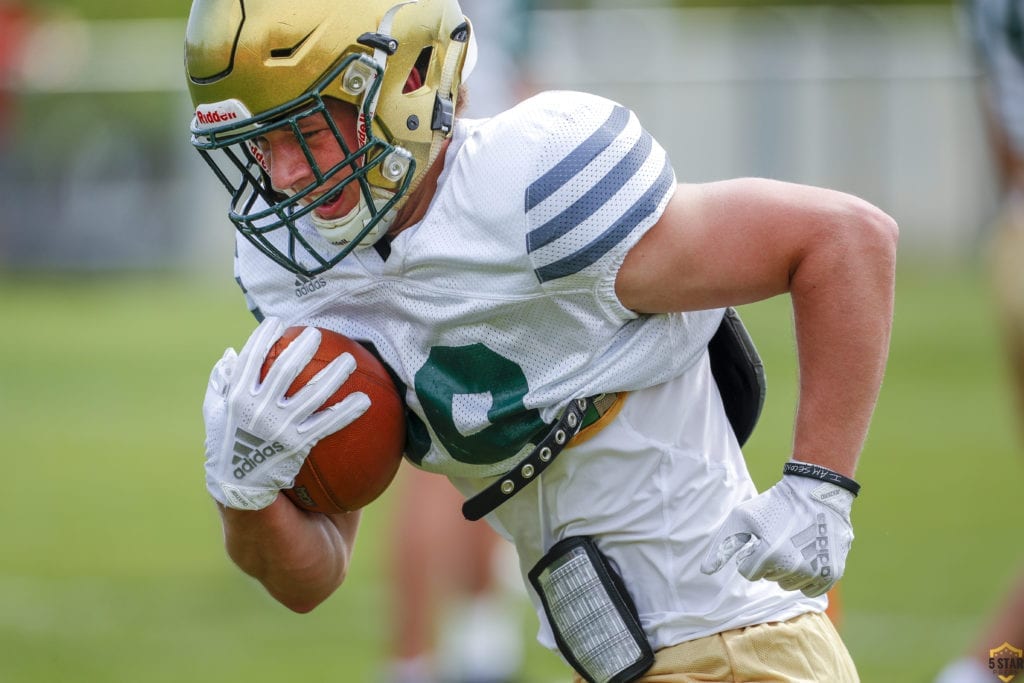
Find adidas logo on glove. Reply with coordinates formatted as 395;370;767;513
791;513;832;579
231;427;284;480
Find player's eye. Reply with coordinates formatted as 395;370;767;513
302;126;331;139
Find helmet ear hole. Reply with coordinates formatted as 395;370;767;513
403;46;432;94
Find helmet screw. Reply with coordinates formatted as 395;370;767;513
406;115;420;131
381;150;411;182
342;58;376;96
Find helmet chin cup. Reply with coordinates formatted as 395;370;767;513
311;186;398;246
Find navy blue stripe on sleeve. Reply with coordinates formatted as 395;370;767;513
525;106;631;213
526;130;654;253
534;159;674;284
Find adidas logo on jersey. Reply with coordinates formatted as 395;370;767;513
791;513;833;579
231;427;284;480
294;273;328;298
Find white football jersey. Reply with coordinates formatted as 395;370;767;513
232;90;823;650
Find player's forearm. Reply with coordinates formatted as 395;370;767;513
218;496;357;612
788;199;898;477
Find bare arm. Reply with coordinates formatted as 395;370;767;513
616;178;898;477
218;496;362;613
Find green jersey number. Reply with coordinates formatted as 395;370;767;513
406;343;546;466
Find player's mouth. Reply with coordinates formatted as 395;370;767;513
311;185;353;220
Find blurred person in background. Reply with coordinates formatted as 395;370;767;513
385;4;536;682
186;0;897;680
0;2;30;194
0;0;29;135
0;0;31;256
936;2;1024;681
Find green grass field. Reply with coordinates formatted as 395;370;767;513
1;261;1021;682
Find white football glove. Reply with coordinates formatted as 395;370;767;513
699;467;857;598
202;317;371;510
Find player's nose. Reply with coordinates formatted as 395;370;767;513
267;136;314;194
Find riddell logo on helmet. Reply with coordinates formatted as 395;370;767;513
247;141;270;173
196;108;238;125
357;112;369;147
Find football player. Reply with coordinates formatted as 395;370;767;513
936;2;1024;681
188;1;897;681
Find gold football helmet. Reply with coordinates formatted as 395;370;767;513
185;0;473;275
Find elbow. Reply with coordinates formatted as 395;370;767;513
869;205;899;261
845;198;899;277
282;597;325;615
866;206;899;285
789;194;899;309
272;578;341;614
270;562;349;614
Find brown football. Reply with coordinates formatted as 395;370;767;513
260;326;405;513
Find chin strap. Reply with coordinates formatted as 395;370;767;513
355;7;473;215
408;20;471;197
358;2;417;150
425;29;464;167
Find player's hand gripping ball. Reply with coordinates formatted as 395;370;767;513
261;326;406;513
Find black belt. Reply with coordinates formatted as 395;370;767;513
461;394;617;521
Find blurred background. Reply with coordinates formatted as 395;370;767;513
0;0;998;269
1;0;1021;681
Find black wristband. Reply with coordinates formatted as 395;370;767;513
783;461;861;497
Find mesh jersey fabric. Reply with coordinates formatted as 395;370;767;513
230;90;823;651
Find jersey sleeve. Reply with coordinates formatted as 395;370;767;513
522;91;677;316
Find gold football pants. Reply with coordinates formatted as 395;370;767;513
571;611;858;683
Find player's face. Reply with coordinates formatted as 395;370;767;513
255;99;363;223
